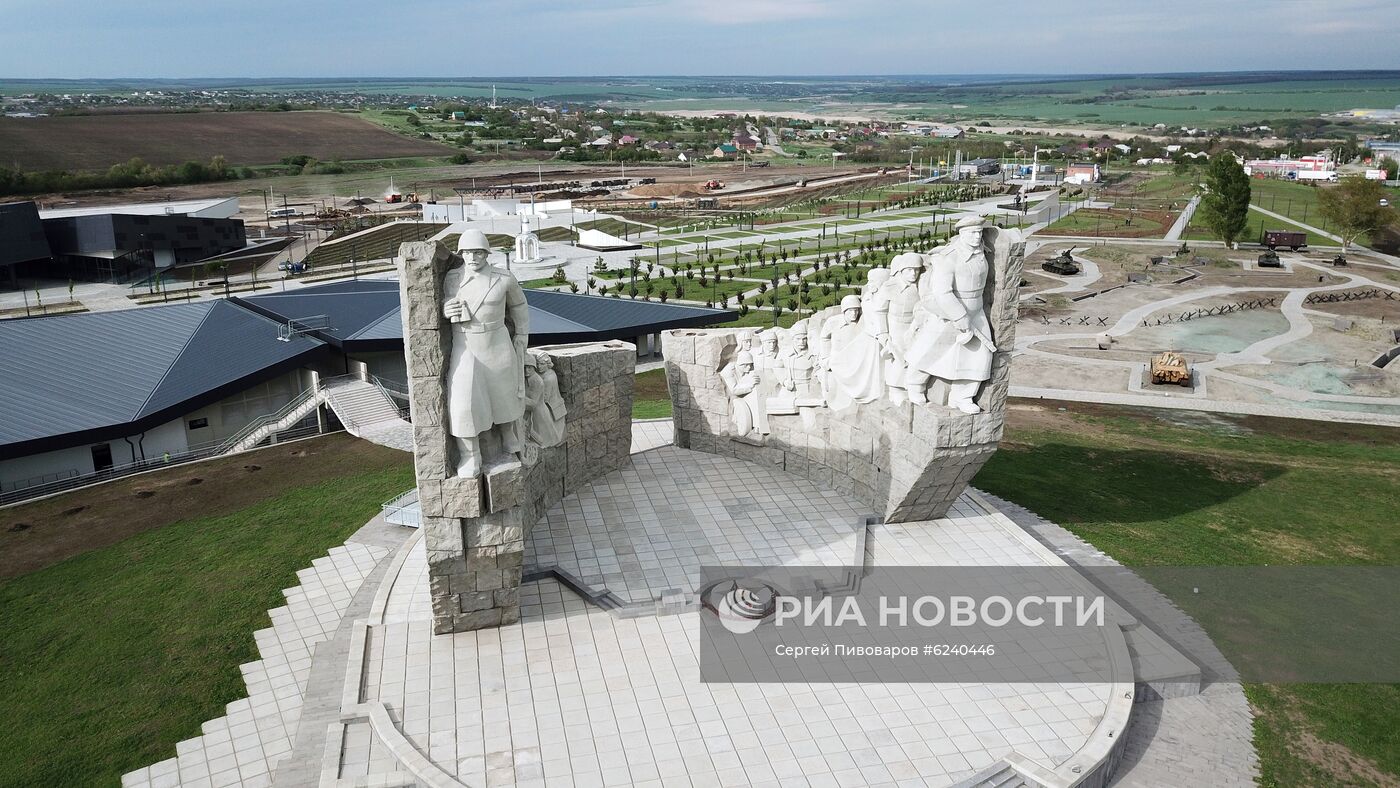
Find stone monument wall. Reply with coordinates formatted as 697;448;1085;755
399;241;635;634
663;233;1024;523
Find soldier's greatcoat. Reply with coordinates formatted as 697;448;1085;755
905;241;994;383
442;263;529;438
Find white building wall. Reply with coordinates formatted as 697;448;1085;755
0;369;309;495
0;445;96;493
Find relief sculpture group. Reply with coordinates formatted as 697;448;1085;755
720;215;1012;440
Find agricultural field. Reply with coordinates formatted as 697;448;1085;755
0;111;455;171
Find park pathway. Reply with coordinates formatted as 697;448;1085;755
1163;195;1200;242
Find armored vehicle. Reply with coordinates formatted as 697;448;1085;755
1042;247;1081;276
1150;351;1192;387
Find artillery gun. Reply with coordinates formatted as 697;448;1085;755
1150;351;1192;387
1042;246;1081;276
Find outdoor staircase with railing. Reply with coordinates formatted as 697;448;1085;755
219;387;324;454
320;375;413;452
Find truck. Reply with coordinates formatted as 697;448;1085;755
1261;230;1307;251
1295;170;1338;183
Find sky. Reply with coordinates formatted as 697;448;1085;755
2;0;1398;78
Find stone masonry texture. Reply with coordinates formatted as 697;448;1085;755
399;241;636;634
664;233;1024;523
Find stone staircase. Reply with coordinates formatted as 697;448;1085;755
320;377;412;452
121;542;391;788
953;763;1031;788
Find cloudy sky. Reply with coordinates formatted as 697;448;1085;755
2;0;1397;78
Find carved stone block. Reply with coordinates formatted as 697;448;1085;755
660;226;1023;523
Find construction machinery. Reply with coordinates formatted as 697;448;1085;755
1041;247;1081;276
1150;351;1192;387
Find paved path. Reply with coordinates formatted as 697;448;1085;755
1163;195;1200;242
1013;250;1400;424
980;493;1259;788
270;522;410;788
1010;385;1400;426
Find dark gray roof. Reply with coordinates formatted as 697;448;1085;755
0;300;325;457
240;280;401;345
242;278;732;347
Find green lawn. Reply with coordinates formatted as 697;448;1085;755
632;368;671;419
1184;210;1334;248
974;405;1400;786
0;461;414;786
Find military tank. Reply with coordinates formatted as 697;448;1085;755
1042;247;1081;276
1150;351;1192;387
1257;248;1282;268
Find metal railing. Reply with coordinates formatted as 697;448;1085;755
380;487;421;528
1;401;328;508
0;468;80;494
216;386;322;454
371;375;411;420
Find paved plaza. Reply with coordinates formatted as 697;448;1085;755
525;446;866;608
123;422;1258;788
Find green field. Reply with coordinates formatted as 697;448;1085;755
10;73;1400;132
0;437;415;786
975;405;1400;786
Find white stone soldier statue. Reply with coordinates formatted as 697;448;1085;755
876;253;926;404
443;229;531;477
753;329;786;399
819;294;885;410
523;351;567;450
720;350;770;439
904;215;998;414
778;319;823;406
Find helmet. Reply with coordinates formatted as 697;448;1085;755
735;351;755;367
457;229;491;253
840;294;862;312
891;252;924;276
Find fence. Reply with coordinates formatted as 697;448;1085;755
1;404;329;508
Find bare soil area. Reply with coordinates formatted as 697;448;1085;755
0;111;455;170
0;433;413;579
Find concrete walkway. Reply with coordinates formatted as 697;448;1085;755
1013;251;1400;425
1163;195;1200;242
980;493;1259;787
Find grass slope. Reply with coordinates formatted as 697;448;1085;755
0;455;413;786
974;403;1400;786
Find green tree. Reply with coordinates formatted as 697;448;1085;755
1317;176;1397;252
1196;155;1251;247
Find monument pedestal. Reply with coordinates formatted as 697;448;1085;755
399;240;637;634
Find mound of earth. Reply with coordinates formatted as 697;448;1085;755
629;182;706;198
